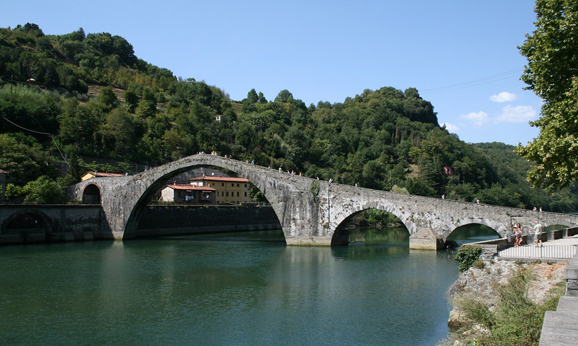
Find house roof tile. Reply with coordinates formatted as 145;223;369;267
166;184;216;191
190;176;249;183
85;171;124;178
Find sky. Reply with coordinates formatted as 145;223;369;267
2;0;543;145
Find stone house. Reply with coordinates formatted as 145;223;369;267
189;176;252;204
159;184;216;204
81;171;125;181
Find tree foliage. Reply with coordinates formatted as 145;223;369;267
0;23;577;209
517;0;578;190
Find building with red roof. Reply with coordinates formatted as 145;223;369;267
160;184;216;204
189;176;252;204
81;171;125;181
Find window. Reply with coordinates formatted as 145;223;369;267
244;192;247;197
222;183;224;187
237;192;239;197
244;184;247;188
226;192;229;197
237;183;239;187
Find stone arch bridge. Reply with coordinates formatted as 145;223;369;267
67;154;578;249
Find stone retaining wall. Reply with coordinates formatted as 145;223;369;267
0;204;281;245
0;205;111;245
136;204;281;237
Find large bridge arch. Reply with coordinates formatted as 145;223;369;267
121;163;286;239
68;154;324;243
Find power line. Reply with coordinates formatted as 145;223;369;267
421;68;524;94
1;115;69;167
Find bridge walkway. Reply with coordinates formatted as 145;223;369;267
497;235;578;261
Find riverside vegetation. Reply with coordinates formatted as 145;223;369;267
1;23;578;209
444;247;566;346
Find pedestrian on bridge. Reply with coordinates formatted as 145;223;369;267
514;225;523;247
533;221;544;247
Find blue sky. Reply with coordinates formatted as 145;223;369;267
2;0;542;145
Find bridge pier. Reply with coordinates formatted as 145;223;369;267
409;227;444;250
285;236;332;246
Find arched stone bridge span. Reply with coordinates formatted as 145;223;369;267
67;154;578;249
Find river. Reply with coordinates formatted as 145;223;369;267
0;228;460;346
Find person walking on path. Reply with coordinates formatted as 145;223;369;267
514;225;522;247
533;220;544;247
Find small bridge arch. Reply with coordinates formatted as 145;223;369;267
1;208;53;237
82;184;101;204
445;223;502;246
331;207;410;246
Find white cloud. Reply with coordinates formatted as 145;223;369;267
441;123;460;133
490;92;518;103
460;111;489;126
495;105;537;123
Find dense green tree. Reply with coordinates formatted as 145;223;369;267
517;0;578;189
0;133;59;186
275;89;293;103
246;88;258;103
98;86;118;109
0;23;576;210
22;175;65;204
99;107;136;159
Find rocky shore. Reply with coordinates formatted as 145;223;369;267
444;259;567;345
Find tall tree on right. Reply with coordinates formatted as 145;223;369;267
517;0;578;190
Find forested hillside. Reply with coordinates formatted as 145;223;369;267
1;23;576;211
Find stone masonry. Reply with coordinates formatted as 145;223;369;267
66;154;578;249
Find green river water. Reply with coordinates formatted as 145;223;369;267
0;228;469;346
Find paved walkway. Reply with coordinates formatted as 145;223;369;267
498;235;578;261
541;235;578;246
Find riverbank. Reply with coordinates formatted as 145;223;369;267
443;259;567;345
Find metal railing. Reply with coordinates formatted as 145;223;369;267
497;243;578;259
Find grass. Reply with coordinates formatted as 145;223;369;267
447;266;565;346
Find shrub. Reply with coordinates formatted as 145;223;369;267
454;245;483;272
473;260;486;269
